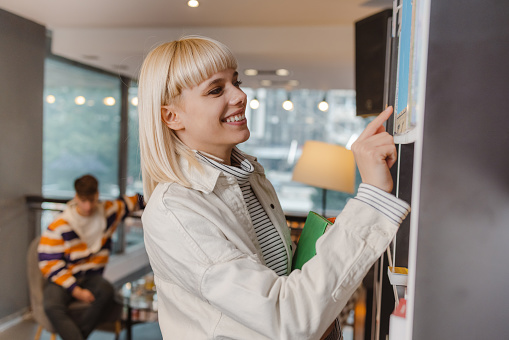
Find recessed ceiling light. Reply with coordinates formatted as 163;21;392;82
188;0;199;7
244;69;258;76
82;55;99;60
276;69;289;76
260;80;272;86
287;80;300;87
113;64;129;70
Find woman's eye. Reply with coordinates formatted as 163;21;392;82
208;87;223;95
234;80;243;87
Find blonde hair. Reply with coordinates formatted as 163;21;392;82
138;36;238;200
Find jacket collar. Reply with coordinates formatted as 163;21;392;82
179;147;264;194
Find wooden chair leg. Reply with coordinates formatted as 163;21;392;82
115;320;121;340
34;325;43;340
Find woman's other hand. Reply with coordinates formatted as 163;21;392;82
351;106;397;193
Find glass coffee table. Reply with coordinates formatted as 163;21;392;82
120;273;158;340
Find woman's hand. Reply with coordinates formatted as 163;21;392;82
351;106;397;193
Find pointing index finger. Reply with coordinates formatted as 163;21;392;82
358;106;393;140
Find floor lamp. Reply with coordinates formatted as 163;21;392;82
292;141;356;217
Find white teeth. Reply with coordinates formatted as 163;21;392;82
226;113;245;123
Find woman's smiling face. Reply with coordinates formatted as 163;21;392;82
162;68;250;163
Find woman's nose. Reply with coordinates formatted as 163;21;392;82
229;87;247;106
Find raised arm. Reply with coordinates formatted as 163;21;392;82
351;106;397;193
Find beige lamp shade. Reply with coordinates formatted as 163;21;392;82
292;140;356;194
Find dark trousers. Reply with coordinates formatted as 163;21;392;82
43;274;115;340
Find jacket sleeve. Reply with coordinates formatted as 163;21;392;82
38;219;78;292
144;187;409;339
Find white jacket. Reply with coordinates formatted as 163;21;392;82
142;152;410;339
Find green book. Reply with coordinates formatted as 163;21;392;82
291;211;334;271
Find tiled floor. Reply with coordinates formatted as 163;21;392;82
0;316;162;340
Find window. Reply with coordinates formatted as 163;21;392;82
43;58;121;198
240;88;369;216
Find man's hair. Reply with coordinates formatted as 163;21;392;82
74;174;98;197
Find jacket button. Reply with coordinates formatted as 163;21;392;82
270;204;275;209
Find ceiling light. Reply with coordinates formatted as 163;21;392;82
75;96;86;105
282;92;294;111
131;97;139;106
282;100;294;111
46;95;55;104
250;97;260;110
260;80;272;87
188;0;199;7
82;55;99;60
287;80;300;87
318;93;329;112
282;94;294;111
276;69;289;76
318;100;329;112
103;97;116;106
244;69;258;76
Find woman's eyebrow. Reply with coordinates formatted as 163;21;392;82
206;77;225;87
205;72;238;88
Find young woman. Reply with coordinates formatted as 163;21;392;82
138;36;410;340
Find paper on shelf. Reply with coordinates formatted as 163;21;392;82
388;266;409;286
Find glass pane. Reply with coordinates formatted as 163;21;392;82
240;88;369;217
126;82;142;196
43;58;121;198
125;82;144;248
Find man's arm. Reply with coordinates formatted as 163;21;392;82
38;219;78;292
103;193;144;238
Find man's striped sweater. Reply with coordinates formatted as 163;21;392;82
38;194;143;291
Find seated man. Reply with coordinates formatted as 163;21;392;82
38;174;144;340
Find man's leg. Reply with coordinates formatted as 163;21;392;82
43;282;85;340
78;274;115;338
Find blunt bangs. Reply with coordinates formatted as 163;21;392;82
167;37;238;99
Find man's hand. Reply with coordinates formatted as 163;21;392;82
351;106;397;193
71;286;95;303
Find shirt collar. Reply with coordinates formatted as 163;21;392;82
196;148;254;184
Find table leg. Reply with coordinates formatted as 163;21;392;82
127;305;132;340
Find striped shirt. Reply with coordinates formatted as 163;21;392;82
354;183;410;225
196;149;289;276
38;194;143;291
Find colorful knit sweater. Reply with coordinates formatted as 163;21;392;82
38;194;144;292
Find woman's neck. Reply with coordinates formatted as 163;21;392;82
197;149;231;165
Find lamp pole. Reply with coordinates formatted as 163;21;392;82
322;188;327;217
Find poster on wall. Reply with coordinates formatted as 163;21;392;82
394;0;413;135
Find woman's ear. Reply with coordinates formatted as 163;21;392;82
161;105;185;130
